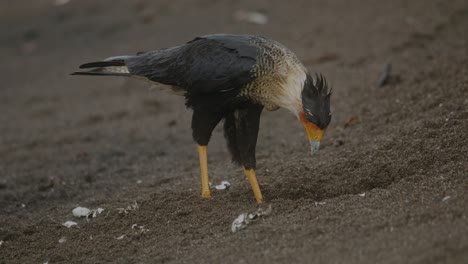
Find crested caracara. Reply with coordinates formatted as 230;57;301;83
72;34;332;204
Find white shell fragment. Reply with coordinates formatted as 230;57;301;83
234;10;268;25
232;213;249;232
62;221;78;228
442;196;451;202
131;224;149;233
358;192;366;197
215;180;231;191
116;235;125;240
72;207;91;218
90;208;105;218
0;240;4;247
231;205;272;232
72;206;104;219
117;201;139;214
314;201;326;207
58;237;67;244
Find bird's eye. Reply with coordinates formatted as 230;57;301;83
304;108;313;117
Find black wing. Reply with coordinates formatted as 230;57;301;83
126;34;258;95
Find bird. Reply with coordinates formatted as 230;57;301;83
72;34;332;204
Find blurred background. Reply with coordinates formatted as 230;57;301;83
1;0;467;263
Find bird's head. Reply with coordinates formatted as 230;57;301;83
298;74;331;155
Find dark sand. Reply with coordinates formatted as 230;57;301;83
1;0;467;263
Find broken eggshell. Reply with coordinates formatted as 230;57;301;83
231;213;249;232
231;205;272;232
215;180;231;190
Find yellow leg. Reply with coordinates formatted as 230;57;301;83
243;167;263;204
197;145;211;198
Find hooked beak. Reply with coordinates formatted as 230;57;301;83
300;119;326;155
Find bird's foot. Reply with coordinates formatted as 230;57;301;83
201;190;211;198
243;167;263;204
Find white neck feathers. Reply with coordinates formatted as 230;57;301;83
275;69;306;116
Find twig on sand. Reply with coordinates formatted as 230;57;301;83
378;63;392;88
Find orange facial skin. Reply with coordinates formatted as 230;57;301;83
299;112;326;142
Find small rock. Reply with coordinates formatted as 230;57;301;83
358;192;366;197
58;237;67;244
442;196;451;202
116;235;125;240
62;221;78;228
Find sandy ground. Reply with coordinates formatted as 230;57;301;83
1;0;467;263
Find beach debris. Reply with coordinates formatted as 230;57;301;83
72;207;104;219
58;237;67;244
117;201;139;214
116;235;125;240
442;196;451;202
344;116;359;128
234;10;268;25
358;192;366;197
91;208;105;218
53;0;71;6
378;63;392;87
0;240;4;247
131;224;150;233
72;207;90;218
231;204;272;232
333;139;345;147
314;201;327;207
62;221;78;228
214;180;231;190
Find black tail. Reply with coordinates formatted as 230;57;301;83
79;60;125;69
71;56;131;77
70;71;129;76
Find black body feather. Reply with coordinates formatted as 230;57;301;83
71;72;129;77
126;35;258;96
223;104;263;169
73;34;280;170
79;60;126;69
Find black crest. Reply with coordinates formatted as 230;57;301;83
301;73;332;129
306;73;332;97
